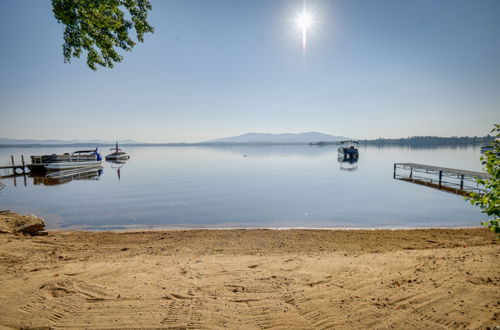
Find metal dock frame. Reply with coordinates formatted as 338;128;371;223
393;163;490;195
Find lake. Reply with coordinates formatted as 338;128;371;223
0;145;488;230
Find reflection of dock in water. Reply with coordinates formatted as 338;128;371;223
33;167;102;186
393;163;490;195
1;167;102;187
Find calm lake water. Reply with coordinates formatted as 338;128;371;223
0;145;488;230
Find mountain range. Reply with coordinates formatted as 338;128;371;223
0;133;348;146
0;138;142;145
202;132;348;144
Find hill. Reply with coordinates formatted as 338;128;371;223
203;132;348;144
0;138;142;145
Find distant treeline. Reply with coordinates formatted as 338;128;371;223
359;135;494;147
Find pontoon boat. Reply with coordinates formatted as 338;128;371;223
28;149;103;172
338;140;359;160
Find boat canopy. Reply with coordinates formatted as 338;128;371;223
340;140;359;145
72;149;98;154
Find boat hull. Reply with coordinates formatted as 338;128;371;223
105;154;130;161
338;147;359;159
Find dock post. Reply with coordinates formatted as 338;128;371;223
21;155;25;174
393;164;396;179
410;166;413;179
438;170;443;189
460;175;464;190
10;155;14;167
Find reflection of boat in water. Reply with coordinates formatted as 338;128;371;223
105;143;130;161
109;160;125;180
31;166;103;186
338;140;359;160
337;156;358;171
28;149;103;173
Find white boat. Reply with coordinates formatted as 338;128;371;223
105;142;130;161
28;149;103;172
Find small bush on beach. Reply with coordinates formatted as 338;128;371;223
466;124;500;237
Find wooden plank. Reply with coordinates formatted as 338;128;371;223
0;166;23;170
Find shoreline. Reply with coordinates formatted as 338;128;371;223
1;227;498;329
45;225;487;232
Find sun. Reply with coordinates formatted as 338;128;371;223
296;8;314;52
297;13;313;30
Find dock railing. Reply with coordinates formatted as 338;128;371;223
0;155;28;174
393;163;490;195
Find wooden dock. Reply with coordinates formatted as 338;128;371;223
393;163;490;195
0;155;28;174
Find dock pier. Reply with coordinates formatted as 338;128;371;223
0;155;29;175
0;155;30;187
393;163;490;195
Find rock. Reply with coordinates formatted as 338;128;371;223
0;211;45;235
14;215;45;234
32;231;49;236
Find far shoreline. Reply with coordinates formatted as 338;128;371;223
45;225;486;232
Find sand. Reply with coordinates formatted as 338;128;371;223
0;228;498;329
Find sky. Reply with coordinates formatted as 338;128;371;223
0;0;499;143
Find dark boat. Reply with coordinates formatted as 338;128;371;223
337;140;359;160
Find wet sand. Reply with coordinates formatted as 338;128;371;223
0;228;498;329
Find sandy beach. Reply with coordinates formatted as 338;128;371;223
0;227;498;329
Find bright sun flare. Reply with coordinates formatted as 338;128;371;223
296;9;313;52
297;13;312;30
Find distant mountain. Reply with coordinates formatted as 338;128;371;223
0;138;143;145
203;132;348;144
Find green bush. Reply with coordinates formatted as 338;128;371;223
466;124;499;236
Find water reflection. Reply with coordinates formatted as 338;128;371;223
107;160;127;181
337;156;358;172
31;167;103;186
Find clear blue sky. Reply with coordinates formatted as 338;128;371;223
0;0;499;142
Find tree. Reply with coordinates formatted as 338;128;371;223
52;0;154;70
466;124;500;237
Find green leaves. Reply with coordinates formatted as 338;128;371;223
466;124;500;237
52;0;154;70
482;219;500;234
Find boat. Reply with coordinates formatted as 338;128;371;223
338;140;359;160
27;149;103;173
105;142;130;161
